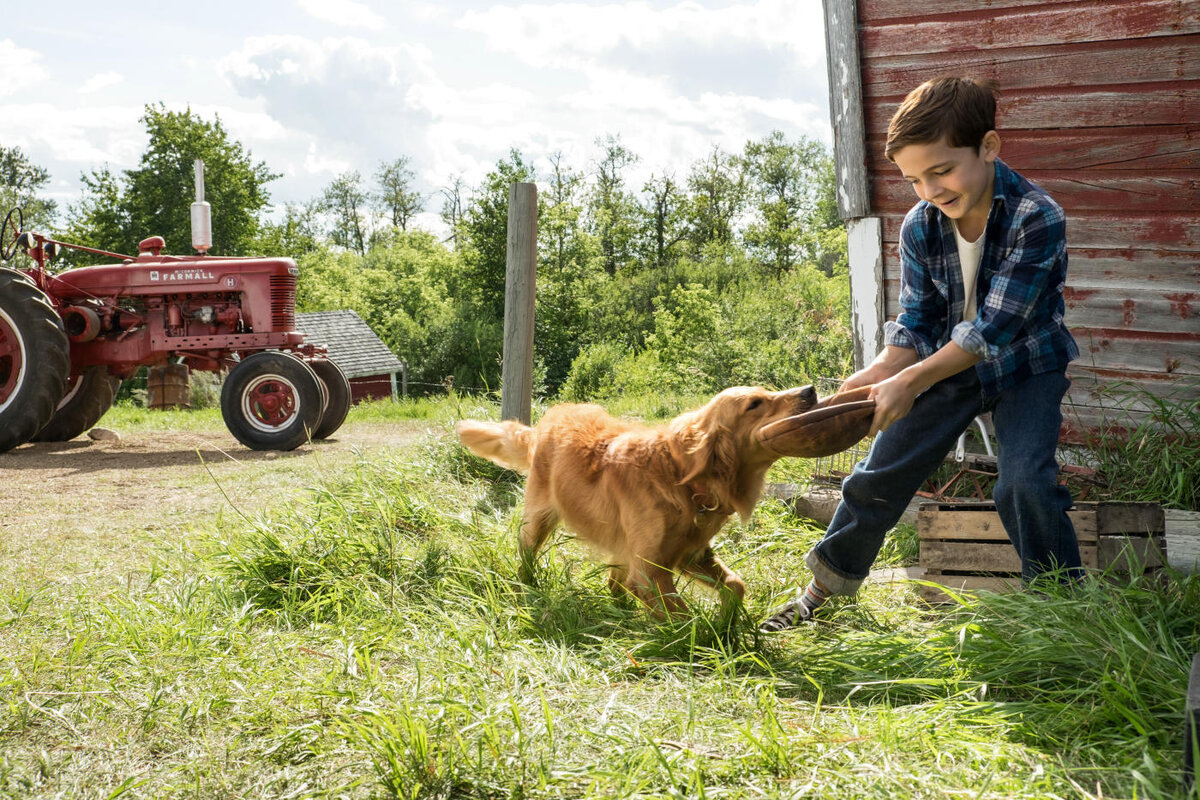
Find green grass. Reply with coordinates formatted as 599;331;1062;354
2;396;1197;798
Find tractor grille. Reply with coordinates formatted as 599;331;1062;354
270;275;297;331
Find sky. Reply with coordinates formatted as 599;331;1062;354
1;0;831;232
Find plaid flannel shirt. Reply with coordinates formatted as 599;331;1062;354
883;158;1079;397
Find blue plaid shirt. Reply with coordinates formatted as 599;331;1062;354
883;158;1079;397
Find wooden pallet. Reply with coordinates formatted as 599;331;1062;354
918;501;1165;602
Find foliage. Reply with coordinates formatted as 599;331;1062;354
320;170;370;255
1083;384;1200;510
0;145;56;233
375;156;423;233
65;105;278;261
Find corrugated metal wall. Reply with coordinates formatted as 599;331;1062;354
852;0;1198;436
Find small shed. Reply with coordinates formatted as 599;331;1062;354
295;310;406;403
822;0;1199;437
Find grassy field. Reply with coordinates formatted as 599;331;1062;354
0;396;1196;798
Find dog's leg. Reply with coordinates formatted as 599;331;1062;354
517;494;558;585
628;561;687;618
607;565;629;596
684;547;746;609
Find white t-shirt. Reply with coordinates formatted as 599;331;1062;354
952;221;984;322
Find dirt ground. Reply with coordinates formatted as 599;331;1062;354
0;420;431;589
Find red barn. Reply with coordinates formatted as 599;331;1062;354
821;0;1198;436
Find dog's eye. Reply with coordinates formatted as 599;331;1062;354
746;398;763;411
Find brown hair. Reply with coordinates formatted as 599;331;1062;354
885;77;998;162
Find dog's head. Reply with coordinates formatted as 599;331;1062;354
669;385;818;489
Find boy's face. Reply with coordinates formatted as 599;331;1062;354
892;132;1000;235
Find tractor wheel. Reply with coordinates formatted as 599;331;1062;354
308;358;351;440
31;366;121;442
0;268;69;453
221;351;322;451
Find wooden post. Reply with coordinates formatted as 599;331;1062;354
501;182;536;424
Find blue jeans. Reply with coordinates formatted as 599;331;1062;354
806;368;1081;594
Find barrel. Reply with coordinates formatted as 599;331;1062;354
147;364;191;409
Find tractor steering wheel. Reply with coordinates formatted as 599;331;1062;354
0;207;24;262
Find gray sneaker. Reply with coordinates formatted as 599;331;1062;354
758;597;815;632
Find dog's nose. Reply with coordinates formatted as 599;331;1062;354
798;385;817;404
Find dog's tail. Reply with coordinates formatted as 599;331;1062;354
455;420;534;474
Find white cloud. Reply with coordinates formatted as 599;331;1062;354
78;71;124;94
220;35;435;186
296;0;386;29
457;0;823;72
0;39;48;97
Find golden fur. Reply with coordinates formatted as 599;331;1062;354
455;385;817;615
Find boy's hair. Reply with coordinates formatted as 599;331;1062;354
885;77;998;162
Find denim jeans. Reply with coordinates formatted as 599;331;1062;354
806;368;1082;594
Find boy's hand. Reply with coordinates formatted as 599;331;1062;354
840;346;918;393
866;375;918;435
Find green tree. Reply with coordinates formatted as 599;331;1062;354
742;132;835;275
375;156;423;233
639;172;688;272
0;145;57;233
589;135;640;276
321;171;370;255
685;146;746;249
68;105;278;260
66;105;278;261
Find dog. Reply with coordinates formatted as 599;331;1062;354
455;385;818;616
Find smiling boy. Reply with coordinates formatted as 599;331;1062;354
762;77;1082;631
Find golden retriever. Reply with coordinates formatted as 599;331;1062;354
455;385;818;616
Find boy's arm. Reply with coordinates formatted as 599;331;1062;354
866;342;980;435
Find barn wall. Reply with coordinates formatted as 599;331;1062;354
349;375;394;404
842;0;1199;435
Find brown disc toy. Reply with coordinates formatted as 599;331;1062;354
755;385;876;458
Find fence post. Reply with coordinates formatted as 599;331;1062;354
501;182;536;424
401;360;408;398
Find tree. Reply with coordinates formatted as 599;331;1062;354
742;131;832;274
375;156;423;232
439;175;466;249
589;135;640;276
0;146;57;233
685;146;746;249
639;172;688;271
67;105;278;260
321;171;369;255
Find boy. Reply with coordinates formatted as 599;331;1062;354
760;77;1082;632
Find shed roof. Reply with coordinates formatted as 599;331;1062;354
295;310;404;380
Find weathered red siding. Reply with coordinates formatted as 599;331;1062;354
854;0;1200;435
349;376;394;404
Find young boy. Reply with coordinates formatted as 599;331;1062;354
760;77;1082;632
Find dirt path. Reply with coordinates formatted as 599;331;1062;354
0;421;432;589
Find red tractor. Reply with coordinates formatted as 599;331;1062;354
0;197;350;455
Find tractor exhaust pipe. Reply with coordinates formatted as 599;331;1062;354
191;159;212;255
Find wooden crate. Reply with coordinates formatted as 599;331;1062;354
918;501;1165;602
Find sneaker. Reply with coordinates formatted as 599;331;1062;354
758;597;815;632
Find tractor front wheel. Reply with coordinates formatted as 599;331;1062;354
32;366;121;442
221;351;322;451
309;358;351;440
0;268;69;454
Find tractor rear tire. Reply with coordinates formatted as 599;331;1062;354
221;351;322;451
309;358;351;440
0;268;69;454
31;366;121;442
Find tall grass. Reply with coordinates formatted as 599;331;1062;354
1082;384;1200;511
1;401;1197;798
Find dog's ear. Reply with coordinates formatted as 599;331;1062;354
671;406;739;486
